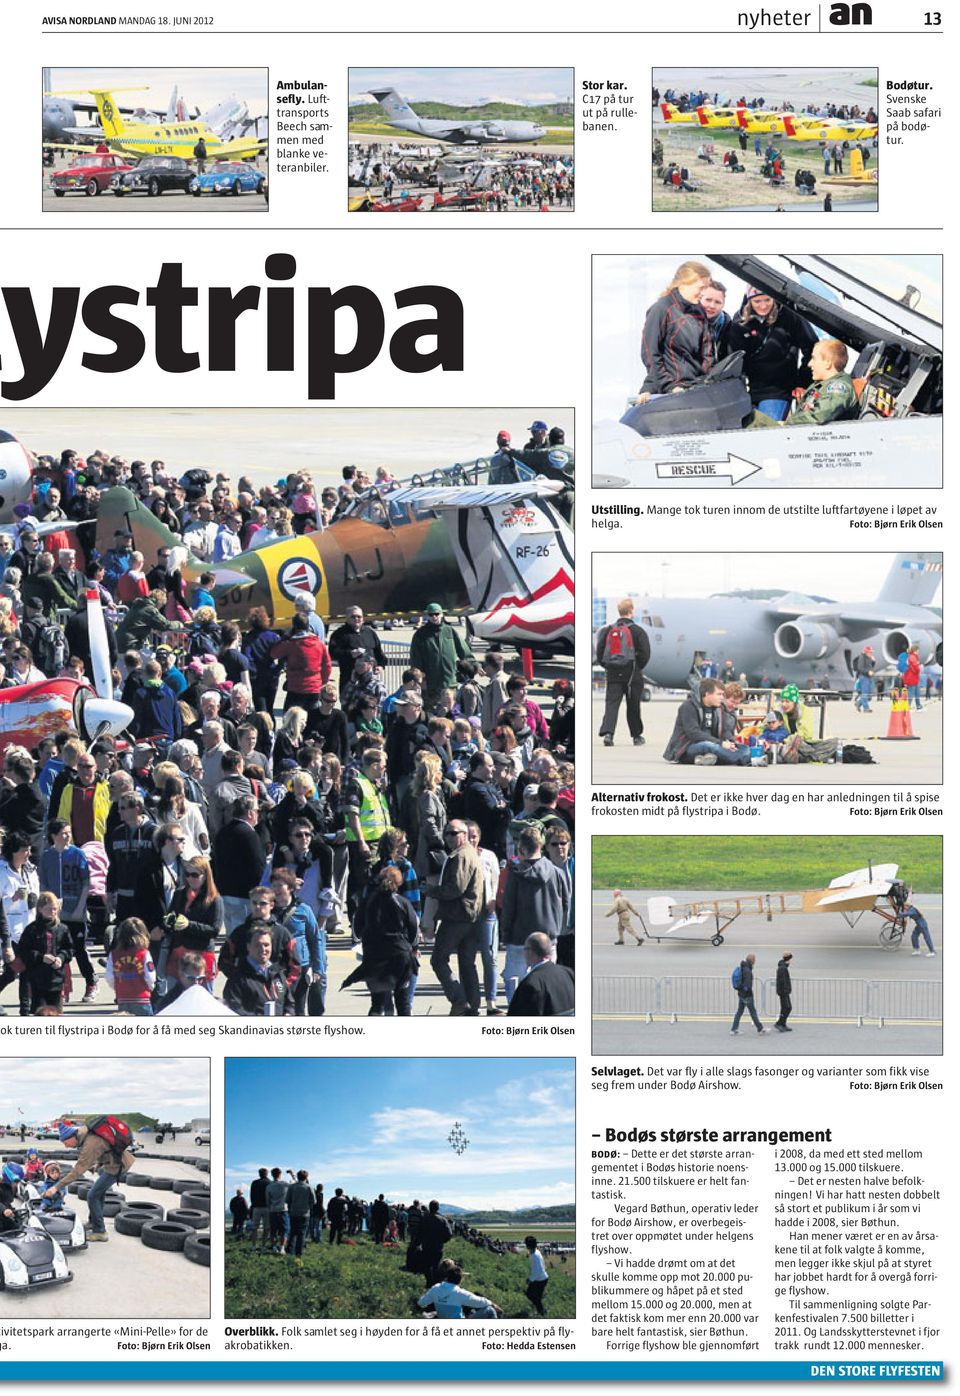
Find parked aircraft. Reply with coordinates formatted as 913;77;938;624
46;89;267;161
366;87;546;144
595;553;942;692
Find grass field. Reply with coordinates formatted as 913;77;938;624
224;1231;576;1320
652;126;876;210
481;1225;576;1243
592;836;942;892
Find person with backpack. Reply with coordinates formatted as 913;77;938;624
730;953;769;1036
595;599;651;748
45;1116;135;1242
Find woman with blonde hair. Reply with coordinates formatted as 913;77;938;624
273;705;307;770
639;259;715;396
412;750;446;884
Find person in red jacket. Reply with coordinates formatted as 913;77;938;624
903;644;923;711
271;615;332;713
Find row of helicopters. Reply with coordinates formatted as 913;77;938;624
658;101;878;142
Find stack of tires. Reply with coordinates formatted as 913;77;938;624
113;1188;210;1266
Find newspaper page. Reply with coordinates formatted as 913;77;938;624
0;0;948;1390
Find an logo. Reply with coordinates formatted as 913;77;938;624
277;556;322;602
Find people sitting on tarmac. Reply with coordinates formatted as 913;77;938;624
662;678;757;767
776;685;839;764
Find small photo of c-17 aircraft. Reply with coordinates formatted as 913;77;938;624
43;87;267;162
593;253;942;489
365;87;547;145
598;551;941;696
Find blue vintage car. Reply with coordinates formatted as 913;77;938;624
190;161;266;197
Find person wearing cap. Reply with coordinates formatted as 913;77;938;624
409;604;472;713
156;645;188;698
489;429;519;484
44;1120;135;1242
726;286;820;421
523;420;550;450
853;645;876;714
385;692;428;817
101;530;135;593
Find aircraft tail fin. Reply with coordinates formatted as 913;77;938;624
695;105;710;126
90;90;127;138
659;102;676;122
95;487;204;583
369;88;418;124
390;482;573;646
736;108;749;129
782;114;798;137
877;553;943;607
165;85;180;123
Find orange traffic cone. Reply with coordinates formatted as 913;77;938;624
879;685;920;740
521;646;535;681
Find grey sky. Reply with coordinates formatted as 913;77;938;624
47;68;267;116
593;553;942;604
2;1059;209;1124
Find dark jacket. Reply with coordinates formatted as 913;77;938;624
507;959;575;1017
64;607;119;684
305;706;350;764
328;622;387;686
105;818;158;897
461;775;508;853
726;305;819;404
343;889;419;993
169;888;225;953
133;852;186;931
223;957;294;1016
595;620;651;674
18;917;72;992
737;959;756;998
131;681;184;742
663;694;721;763
0;782;46;860
213;819;266;898
776;958;792;996
640;287;714;394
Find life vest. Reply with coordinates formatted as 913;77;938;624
344;774;390;844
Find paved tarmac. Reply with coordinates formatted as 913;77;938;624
0;1136;210;1318
591;888;942;1057
13;408;574;498
592;693;943;785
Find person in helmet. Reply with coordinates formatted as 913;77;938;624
1;1161;25;1231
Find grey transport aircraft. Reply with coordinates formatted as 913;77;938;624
366;87;547;144
598;553;942;692
593;254;942;489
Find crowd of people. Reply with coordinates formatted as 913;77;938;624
0;445;575;1018
230;1171;559;1317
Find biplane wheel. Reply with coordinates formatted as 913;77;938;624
878;924;904;950
711;934;724;946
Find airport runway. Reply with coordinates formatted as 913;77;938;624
592;693;943;786
12;408;574;498
591;888;941;1057
0;1135;209;1318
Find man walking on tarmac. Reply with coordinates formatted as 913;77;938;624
595;599;651;748
731;953;770;1036
606;890;643;945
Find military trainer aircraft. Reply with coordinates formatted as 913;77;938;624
95;467;574;651
365;88;547;145
595;552;941;694
593;253;942;489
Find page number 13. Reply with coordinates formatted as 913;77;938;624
924;11;941;22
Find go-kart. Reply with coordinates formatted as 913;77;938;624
0;1201;73;1291
24;1183;87;1252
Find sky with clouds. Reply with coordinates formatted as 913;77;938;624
349;68;573;108
226;1058;575;1211
1;1058;209;1125
47;68;267;115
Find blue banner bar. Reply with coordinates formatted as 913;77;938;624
0;1361;945;1382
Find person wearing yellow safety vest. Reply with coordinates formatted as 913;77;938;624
342;748;391;928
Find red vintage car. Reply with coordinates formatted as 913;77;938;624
51;152;133;198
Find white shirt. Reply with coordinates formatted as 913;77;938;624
528;1249;548;1282
0;859;40;943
